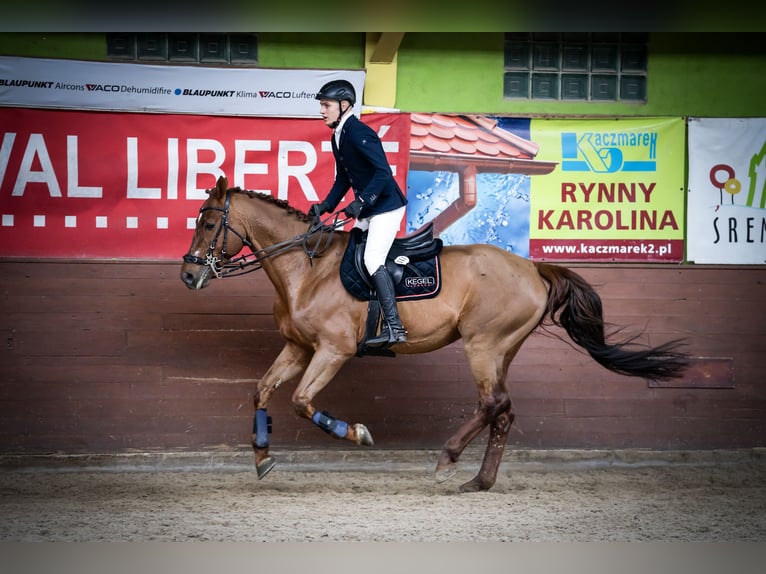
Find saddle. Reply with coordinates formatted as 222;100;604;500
339;223;443;357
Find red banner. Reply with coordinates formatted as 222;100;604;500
0;108;411;259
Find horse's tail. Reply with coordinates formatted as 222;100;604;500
534;262;689;381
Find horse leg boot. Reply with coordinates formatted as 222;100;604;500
252;408;276;479
365;266;407;347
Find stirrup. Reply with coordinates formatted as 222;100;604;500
365;324;407;347
365;325;392;348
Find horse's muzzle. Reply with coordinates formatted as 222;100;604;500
180;266;211;290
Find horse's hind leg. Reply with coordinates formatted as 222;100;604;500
434;344;516;491
434;399;497;484
460;348;522;492
459;402;514;492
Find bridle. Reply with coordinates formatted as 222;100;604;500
182;188;348;278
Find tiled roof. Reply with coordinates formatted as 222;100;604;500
410;113;540;160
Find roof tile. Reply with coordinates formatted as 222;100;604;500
410;113;538;160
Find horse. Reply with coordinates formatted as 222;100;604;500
180;176;689;492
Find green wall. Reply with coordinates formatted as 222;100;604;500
1;32;764;117
0;33;105;60
258;32;364;69
394;32;766;117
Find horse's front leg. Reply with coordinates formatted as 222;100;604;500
252;341;311;479
291;347;374;447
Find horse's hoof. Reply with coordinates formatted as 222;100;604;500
256;456;276;479
354;423;374;446
459;478;491;493
434;464;457;483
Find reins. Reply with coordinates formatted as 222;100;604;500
183;189;350;279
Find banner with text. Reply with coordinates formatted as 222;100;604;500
687;117;766;264
528;117;686;262
0;107;410;259
0;56;365;118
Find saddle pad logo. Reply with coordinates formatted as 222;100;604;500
404;276;436;288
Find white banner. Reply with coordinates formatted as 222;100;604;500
0;56;365;118
687;117;766;264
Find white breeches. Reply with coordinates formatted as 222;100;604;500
353;206;406;275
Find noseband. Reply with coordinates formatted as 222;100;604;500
183;189;346;278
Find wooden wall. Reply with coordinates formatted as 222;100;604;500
1;260;764;456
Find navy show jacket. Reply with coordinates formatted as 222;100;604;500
322;115;407;217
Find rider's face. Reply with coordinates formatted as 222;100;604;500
319;99;345;128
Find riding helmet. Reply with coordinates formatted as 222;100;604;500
315;80;356;105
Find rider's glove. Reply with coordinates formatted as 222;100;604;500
308;202;330;219
343;199;364;219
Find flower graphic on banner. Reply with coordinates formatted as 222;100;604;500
709;164;741;205
710;140;766;210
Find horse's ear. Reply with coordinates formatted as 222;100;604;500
209;176;228;198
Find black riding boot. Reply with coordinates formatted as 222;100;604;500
366;266;408;347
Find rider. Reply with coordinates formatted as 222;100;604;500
309;79;408;346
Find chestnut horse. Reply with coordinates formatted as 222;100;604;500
180;176;688;492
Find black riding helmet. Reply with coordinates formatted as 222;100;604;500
315;79;356;105
316;80;356;129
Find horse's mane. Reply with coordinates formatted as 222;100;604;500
229;186;311;223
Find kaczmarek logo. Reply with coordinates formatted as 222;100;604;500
561;130;658;173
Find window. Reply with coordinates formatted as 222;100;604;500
503;33;648;102
107;33;258;65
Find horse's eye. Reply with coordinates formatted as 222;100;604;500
204;222;216;231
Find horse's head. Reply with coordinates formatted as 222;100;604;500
180;176;251;290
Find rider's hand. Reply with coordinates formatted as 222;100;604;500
343;199;363;219
308;202;329;219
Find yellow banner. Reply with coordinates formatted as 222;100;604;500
529;117;685;262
